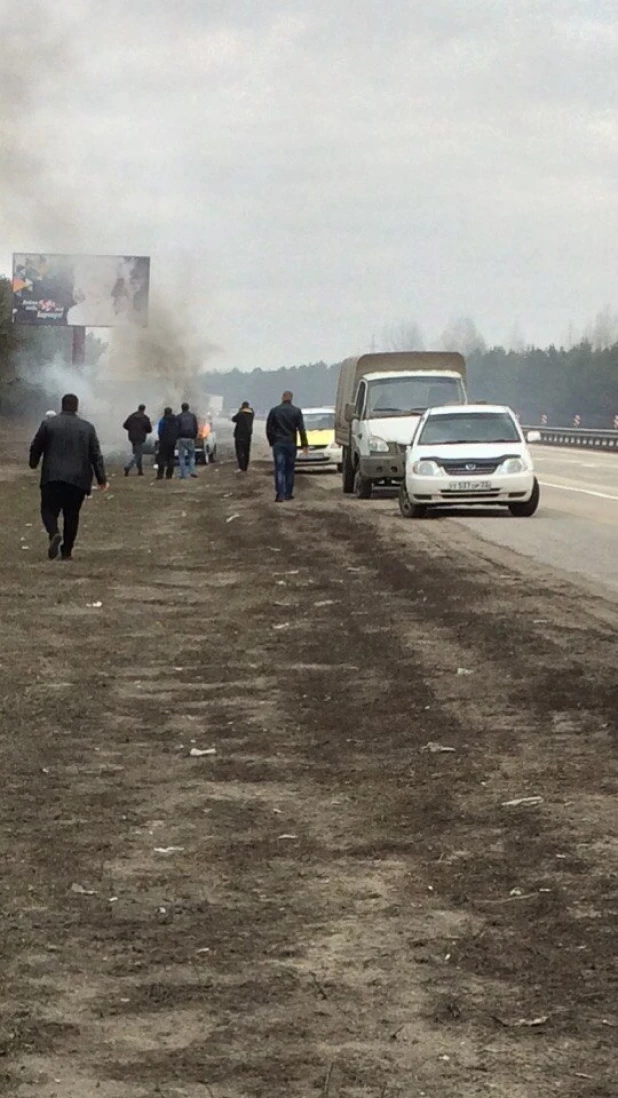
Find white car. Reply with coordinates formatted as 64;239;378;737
399;404;540;518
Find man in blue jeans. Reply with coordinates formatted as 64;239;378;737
176;402;199;479
266;391;308;502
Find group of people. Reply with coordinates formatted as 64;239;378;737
28;390;310;560
123;402;200;480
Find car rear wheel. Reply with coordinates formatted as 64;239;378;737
508;477;540;517
354;469;373;499
342;446;355;494
398;483;426;518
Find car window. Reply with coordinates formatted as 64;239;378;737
304;413;335;430
418;412;521;445
355;382;366;416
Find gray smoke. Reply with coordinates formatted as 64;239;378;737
1;4;217;444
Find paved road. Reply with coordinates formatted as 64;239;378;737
311;445;618;596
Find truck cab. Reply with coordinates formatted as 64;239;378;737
335;352;467;498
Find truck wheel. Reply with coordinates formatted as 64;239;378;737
342;447;355;494
508;478;540;517
398;483;426;518
354;469;373;499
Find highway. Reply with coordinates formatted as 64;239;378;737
453;445;618;594
310;444;618;596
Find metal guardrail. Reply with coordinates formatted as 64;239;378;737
523;426;618;452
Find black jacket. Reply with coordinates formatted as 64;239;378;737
232;407;255;440
123;410;152;444
177;410;199;439
29;412;106;493
266;402;308;448
158;413;179;447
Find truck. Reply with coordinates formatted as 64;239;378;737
334;351;467;497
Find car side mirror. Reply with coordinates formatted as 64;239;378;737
344;403;356;423
526;430;541;443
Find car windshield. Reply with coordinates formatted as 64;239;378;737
418;411;521;445
366;376;464;417
304;412;335;430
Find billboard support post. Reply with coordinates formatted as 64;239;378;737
72;326;86;367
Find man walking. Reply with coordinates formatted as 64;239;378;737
266;391;308;502
176;402;199;479
123;403;152;476
29;393;107;560
232;401;255;472
156;406;178;480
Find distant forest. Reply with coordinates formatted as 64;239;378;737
1;276;617;427
203;344;618;428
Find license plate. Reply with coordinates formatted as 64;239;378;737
449;480;492;491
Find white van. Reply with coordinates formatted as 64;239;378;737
334;352;467;498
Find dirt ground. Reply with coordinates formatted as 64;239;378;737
0;433;616;1098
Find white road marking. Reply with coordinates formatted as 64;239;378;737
539;480;618;501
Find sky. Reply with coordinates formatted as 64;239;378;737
2;0;618;370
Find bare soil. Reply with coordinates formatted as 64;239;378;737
0;440;616;1098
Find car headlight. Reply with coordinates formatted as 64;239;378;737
499;457;530;475
412;459;441;476
368;436;389;453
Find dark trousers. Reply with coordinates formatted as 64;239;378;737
273;442;296;500
235;437;252;471
41;481;86;556
157;443;176;479
126;442;144;474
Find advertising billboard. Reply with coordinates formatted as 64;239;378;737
12;253;150;327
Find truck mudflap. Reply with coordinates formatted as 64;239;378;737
359;453;405;481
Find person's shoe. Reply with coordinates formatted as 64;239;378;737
138;470;144;477
190;473;198;478
275;496;284;503
124;468;130;477
60;548;73;560
48;532;62;560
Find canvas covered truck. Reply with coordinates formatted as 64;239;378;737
334;351;467;498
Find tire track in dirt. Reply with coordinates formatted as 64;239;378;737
0;460;616;1098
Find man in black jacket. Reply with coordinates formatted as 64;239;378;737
266;391;308;502
156;406;179;480
29;393;108;560
123;403;152;476
232;401;255;472
176;402;199;479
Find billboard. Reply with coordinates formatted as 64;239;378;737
12;253;150;327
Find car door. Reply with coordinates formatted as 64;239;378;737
352;381;367;458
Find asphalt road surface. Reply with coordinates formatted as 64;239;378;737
313;444;618;596
0;438;616;1098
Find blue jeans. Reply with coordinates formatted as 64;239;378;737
273;442;296;500
125;442;144;474
177;438;196;478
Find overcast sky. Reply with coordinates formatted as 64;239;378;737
2;0;618;369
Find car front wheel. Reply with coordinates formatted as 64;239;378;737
354;469;373;499
508;477;540;517
398;483;426;518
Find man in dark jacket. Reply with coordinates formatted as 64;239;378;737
266;391;308;502
123;403;152;476
176;402;199;479
29;393;107;560
232;401;255;472
156;406;178;480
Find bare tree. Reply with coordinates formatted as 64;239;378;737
585;305;618;350
440;317;486;356
381;320;425;352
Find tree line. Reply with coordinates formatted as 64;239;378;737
202;345;618;427
1;275;617;427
